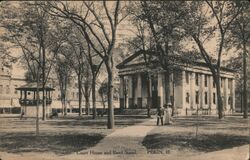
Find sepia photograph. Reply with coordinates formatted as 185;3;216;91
0;1;249;160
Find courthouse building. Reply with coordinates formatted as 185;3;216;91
116;50;236;115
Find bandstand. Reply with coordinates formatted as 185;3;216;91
16;82;54;118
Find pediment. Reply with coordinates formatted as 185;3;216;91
116;50;157;69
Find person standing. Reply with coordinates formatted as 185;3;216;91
157;107;164;126
164;103;173;125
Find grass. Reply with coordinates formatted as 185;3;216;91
142;115;249;153
0;114;148;155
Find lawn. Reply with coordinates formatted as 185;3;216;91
0;114;148;155
142;115;249;155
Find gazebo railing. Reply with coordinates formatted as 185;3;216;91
19;99;52;106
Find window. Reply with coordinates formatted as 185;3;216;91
195;73;199;85
204;75;208;87
14;85;18;94
213;93;216;104
186;92;190;103
0;85;3;94
6;85;10;94
195;91;199;104
228;79;231;89
221;78;224;88
185;71;189;84
204;92;208;105
72;92;75;98
228;96;231;105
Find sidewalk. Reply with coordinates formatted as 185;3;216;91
82;118;155;153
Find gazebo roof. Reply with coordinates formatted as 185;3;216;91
16;82;55;91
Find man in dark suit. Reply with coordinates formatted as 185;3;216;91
157;107;164;126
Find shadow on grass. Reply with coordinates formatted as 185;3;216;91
175;116;249;129
47;115;147;128
0;132;104;155
142;133;250;152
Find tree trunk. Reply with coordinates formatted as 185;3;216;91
165;70;171;102
42;37;46;121
61;97;65;116
64;79;68;116
214;73;224;119
164;41;171;106
107;60;114;129
64;98;67;116
85;94;90;116
101;94;106;117
243;43;248;118
92;76;97;119
35;66;40;136
78;73;82;116
42;89;46;120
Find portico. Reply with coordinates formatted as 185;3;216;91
116;50;236;115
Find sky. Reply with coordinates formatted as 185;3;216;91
0;1;244;79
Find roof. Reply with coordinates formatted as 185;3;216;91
16;82;55;91
116;50;236;73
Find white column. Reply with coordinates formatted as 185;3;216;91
158;73;164;108
128;75;133;108
190;72;195;109
137;74;142;108
181;71;185;109
209;75;213;109
137;74;142;97
231;78;235;111
128;76;133;98
134;76;138;105
148;76;152;106
224;78;228;111
119;76;124;99
200;74;204;109
119;76;124;109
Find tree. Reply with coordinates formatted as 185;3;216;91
0;1;65;120
123;18;154;117
98;82;108;117
58;32;88;116
128;1;190;114
55;54;72;116
183;1;244;119
227;2;250;118
43;1;126;129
